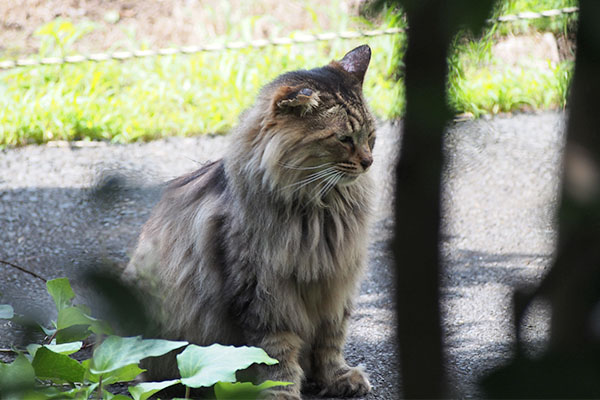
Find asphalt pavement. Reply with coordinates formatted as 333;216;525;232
0;111;565;398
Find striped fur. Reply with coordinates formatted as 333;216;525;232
125;45;375;398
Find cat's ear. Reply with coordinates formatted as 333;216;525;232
273;86;320;116
334;44;371;85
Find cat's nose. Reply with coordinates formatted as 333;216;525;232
360;156;373;170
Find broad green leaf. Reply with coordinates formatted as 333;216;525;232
90;335;188;375
214;380;293;400
102;391;132;400
47;341;83;355
103;362;146;384
0;304;13;319
20;383;98;399
27;341;83;358
177;344;278;388
83;360;146;384
56;324;92;344
129;379;181;400
40;325;57;337
19;386;65;399
75;303;92;315
26;344;40;358
0;354;35;391
31;346;86;383
46;278;75;311
56;306;112;342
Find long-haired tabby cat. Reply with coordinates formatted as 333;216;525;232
125;45;375;399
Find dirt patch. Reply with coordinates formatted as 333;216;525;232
1;0;362;58
492;32;574;71
493;32;559;68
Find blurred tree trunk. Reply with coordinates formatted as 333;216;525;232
483;1;600;397
548;0;600;355
393;2;449;397
391;0;494;397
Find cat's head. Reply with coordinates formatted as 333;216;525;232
237;45;376;204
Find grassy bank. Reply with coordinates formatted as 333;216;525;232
0;0;577;146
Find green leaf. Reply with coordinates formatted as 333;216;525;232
177;344;278;388
23;383;99;399
46;278;75;311
56;306;112;343
84;360;146;384
214;380;293;400
0;304;14;319
90;335;188;375
19;386;66;399
40;325;57;337
56;324;92;344
31;346;86;383
104;363;146;384
0;354;36;392
103;391;132;400
129;379;181;400
28;341;83;358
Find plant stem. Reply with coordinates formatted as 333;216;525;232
0;259;47;282
185;385;190;399
97;375;103;400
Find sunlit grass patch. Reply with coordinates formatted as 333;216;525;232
448;59;573;117
0;36;402;146
0;0;578;146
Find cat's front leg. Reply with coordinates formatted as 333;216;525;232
311;316;371;397
250;331;304;400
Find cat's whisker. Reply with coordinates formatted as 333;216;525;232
312;171;344;202
278;161;333;171
285;171;340;198
280;167;337;191
326;172;345;196
305;173;340;208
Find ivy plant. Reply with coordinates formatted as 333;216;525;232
0;277;290;399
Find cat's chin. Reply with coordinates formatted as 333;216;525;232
337;174;361;186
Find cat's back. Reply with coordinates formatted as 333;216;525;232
125;159;229;282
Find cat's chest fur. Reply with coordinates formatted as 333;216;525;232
221;172;372;335
228;197;369;281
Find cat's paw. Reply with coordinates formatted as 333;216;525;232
260;389;301;400
319;366;372;398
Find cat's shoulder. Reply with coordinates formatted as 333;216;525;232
169;160;225;187
162;159;228;206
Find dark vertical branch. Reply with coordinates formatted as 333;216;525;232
393;2;449;397
549;0;600;354
484;1;600;397
389;0;495;397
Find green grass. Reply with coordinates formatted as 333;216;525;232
0;1;578;146
447;0;577;117
449;58;573;117
0;38;401;145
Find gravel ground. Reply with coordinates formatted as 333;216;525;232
0;111;565;398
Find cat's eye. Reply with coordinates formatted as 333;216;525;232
368;134;376;149
339;135;354;145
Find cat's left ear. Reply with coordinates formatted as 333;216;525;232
334;44;371;85
274;86;320;116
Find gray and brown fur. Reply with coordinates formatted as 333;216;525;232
124;45;375;399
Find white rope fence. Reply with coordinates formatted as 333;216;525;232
0;28;405;70
491;6;578;22
0;6;578;71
